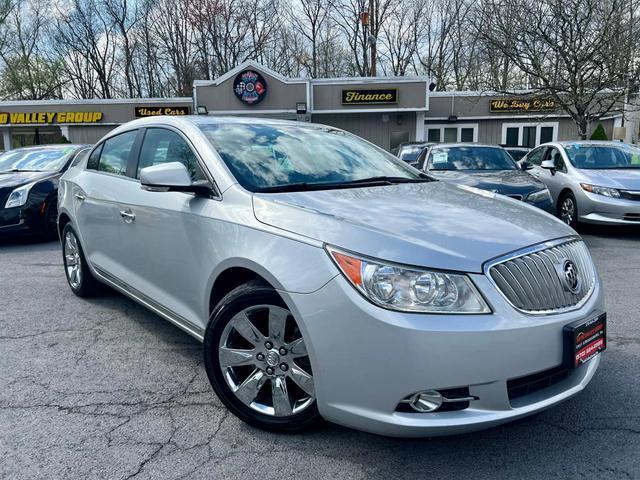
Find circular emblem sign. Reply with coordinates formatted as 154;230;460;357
233;70;267;105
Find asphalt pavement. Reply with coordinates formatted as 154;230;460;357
1;225;639;479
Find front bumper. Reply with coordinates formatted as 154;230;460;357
283;271;604;437
577;190;640;225
525;196;554;213
0;202;50;237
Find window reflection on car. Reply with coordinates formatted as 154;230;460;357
564;144;640;169
0;147;73;172
428;146;519;171
199;124;426;192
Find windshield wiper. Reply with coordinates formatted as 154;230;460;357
255;182;315;193
254;175;433;193
0;168;42;173
340;175;433;185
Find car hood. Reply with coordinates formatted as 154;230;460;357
578;168;640;189
252;181;574;273
0;171;56;189
427;169;546;195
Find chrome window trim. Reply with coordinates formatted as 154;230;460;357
483;235;597;315
83;124;222;200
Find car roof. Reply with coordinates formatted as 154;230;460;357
551;140;631;147
119;115;331;130
429;143;505;149
106;115;351;140
7;144;89;152
399;142;432;148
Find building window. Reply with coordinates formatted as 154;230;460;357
427;129;440;142
501;122;558;147
425;124;479;143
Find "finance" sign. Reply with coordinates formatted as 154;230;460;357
342;89;398;105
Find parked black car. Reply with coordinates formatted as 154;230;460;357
0;145;90;238
418;144;554;212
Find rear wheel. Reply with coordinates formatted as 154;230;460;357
62;224;100;297
204;282;319;432
558;191;578;229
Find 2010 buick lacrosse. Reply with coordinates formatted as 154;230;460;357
58;116;605;437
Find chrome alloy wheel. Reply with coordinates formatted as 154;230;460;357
63;230;82;289
218;305;314;417
561;197;576;225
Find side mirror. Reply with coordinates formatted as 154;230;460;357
540;159;556;174
140;162;213;196
520;161;533;171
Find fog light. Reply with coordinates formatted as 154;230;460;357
409;390;443;412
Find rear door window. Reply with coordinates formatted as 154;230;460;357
94;130;138;176
70;148;90;168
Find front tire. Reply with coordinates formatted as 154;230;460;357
204;281;319;432
558;191;579;229
62;224;100;297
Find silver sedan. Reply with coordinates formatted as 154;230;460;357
520;141;640;227
58;116;605;437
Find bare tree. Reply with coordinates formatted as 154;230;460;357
103;0;140;97
0;0;64;99
288;0;330;77
378;0;424;76
477;0;640;138
56;0;118;98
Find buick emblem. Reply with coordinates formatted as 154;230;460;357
561;259;580;294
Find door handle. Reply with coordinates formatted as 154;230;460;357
119;209;135;223
74;193;86;201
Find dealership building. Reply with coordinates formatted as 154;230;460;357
0;60;636;152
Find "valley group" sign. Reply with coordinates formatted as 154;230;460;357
0;111;104;124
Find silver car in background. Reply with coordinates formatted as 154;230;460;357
58;116;605;437
521;141;640;227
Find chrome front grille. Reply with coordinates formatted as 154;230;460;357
487;238;596;314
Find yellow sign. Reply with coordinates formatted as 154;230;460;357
490;98;556;112
0;111;103;124
342;89;398;105
135;106;190;117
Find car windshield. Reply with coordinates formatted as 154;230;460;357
199;123;423;191
428;146;518;171
0;147;73;173
399;146;424;162
564;144;640;169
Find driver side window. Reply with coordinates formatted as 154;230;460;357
137;128;206;181
526;147;545;166
545;147;567;172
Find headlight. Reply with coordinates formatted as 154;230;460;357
326;246;491;314
4;182;37;208
526;188;552;203
580;183;621;198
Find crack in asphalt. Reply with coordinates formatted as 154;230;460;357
2;238;640;480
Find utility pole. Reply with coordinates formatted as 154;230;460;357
369;0;377;76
